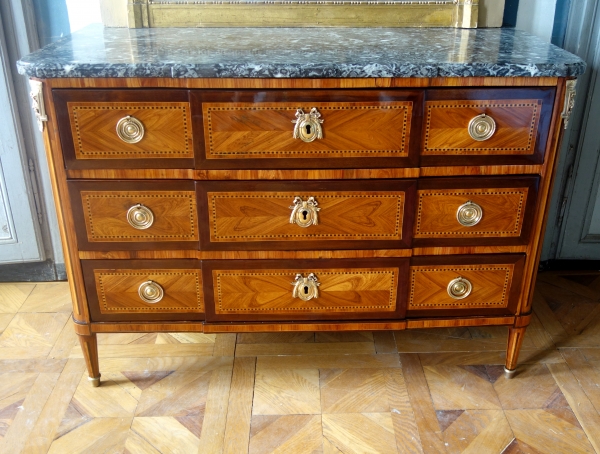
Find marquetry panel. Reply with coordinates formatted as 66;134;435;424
215;269;396;313
424;99;541;155
81;260;204;322
204;102;411;159
68;102;193;160
407;254;525;316
415;188;528;238
209;191;404;241
198;180;415;250
202;258;408;321
80;191;198;242
93;269;203;314
410;265;513;309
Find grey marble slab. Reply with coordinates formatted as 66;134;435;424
17;24;585;79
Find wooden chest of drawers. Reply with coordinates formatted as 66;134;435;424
33;76;571;386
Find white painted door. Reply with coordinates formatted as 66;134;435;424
0;9;44;264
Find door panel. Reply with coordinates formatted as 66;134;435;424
0;13;44;264
555;6;600;259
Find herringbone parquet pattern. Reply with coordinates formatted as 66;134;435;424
1;272;600;453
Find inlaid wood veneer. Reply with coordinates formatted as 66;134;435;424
424;99;541;155
414;177;539;247
53;89;196;169
44;76;561;90
68;102;192;159
191;90;422;169
68;181;199;251
416;189;528;237
203;102;411;158
81;191;198;241
214;269;397;313
407;254;525;317
421;88;555;167
36;76;571;385
198;179;416;251
202;258;409;321
82;260;205;322
208;192;404;241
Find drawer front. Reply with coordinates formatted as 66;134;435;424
198;180;416;250
54;89;195;169
81;260;204;322
203;258;408;321
407;254;525;317
422;88;555;166
69;181;199;251
414;177;539;246
192;90;422;169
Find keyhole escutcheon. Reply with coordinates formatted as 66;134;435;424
291;273;321;301
292;108;323;143
289;196;320;228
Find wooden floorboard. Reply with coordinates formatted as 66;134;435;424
1;270;600;453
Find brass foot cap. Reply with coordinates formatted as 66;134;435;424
88;375;101;387
504;367;517;379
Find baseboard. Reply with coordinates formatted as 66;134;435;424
55;262;67;280
0;259;66;282
539;259;600;272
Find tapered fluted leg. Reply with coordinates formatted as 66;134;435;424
77;332;101;387
504;326;527;379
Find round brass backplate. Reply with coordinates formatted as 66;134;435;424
116;115;145;143
468;114;496;141
138;281;164;304
456;201;483;227
126;204;154;230
447;277;473;300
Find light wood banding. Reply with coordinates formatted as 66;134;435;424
78;249;414;260
68;102;192;160
204;102;412;159
65;166;546;180
45;77;560;90
424;99;541;155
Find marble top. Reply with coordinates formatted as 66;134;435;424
17;24;585;79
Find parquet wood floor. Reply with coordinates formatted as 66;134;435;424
1;272;600;453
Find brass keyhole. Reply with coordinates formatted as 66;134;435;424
304;286;309;294
302;210;308;220
305;124;311;135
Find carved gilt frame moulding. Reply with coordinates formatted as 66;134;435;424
126;0;478;28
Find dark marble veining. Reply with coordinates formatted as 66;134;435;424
17;24;585;79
